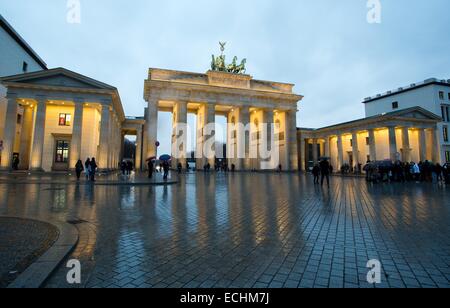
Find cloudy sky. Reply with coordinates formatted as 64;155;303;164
1;0;450;154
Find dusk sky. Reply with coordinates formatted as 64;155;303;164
1;0;450;154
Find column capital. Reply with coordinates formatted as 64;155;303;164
34;95;47;103
73;97;85;104
100;98;112;105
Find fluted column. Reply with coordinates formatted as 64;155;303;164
18;105;34;170
146;99;159;160
69;99;84;169
401;127;411;162
98;103;111;170
351;132;359;168
30;96;47;171
418;128;427;162
312;138;318;165
287;110;299;171
237;106;250;170
172;101;188;168
261;109;275;170
368;129;377;162
324;137;330;158
337;134;344;170
388;126;398;162
0;93;18;170
431;127;440;163
299;138;306;172
135;125;143;171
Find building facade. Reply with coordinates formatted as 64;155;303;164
0;68;126;171
363;78;450;164
143;68;303;171
298;107;442;172
0;14;47;160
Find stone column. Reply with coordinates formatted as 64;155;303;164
418;128;427;162
351;132;359;168
431;127;440;163
312;138;318;165
98;103;111;170
18;105;34;170
0;93;18;170
337;134;344;170
237;106;250;170
388;126;398;162
299;138;306;172
368;129;377;162
69;99;84;169
146;99;159;160
29;96;47;171
202;103;216;168
260;109;275;170
172;101;188;169
324;137;330;158
135;125;143;171
401;127;411;162
286;110;299;171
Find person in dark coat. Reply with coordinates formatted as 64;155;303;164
120;161;127;175
312;164;320;184
162;161;170;180
319;159;331;187
84;158;91;180
126;160;133;175
75;159;84;180
90;158;98;182
148;160;154;179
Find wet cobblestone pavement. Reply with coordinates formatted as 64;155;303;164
0;173;449;288
0;217;59;287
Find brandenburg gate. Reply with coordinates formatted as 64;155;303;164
143;47;303;171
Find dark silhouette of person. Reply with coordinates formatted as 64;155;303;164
148;160;154;179
75;159;84;180
312;164;320;184
85;158;91;180
319;159;331;187
90;158;98;182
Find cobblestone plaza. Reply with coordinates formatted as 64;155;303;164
1;173;449;288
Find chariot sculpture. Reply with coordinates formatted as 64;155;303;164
211;42;247;74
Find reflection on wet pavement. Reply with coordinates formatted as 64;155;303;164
0;173;449;288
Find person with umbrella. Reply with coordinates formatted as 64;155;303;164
159;155;171;180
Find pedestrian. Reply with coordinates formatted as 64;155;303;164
163;161;170;180
319;158;331;187
312;164;320;184
148;160;154;179
12;155;20;170
85;158;91;180
75;159;84;180
120;161;126;175
435;163;443;182
412;162;421;182
278;164;282;172
126;160;133;175
177;162;182;174
90;158;98;182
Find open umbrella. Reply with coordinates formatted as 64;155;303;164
146;156;157;162
159;154;172;162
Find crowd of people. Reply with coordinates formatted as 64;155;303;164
363;160;450;184
74;157;98;182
